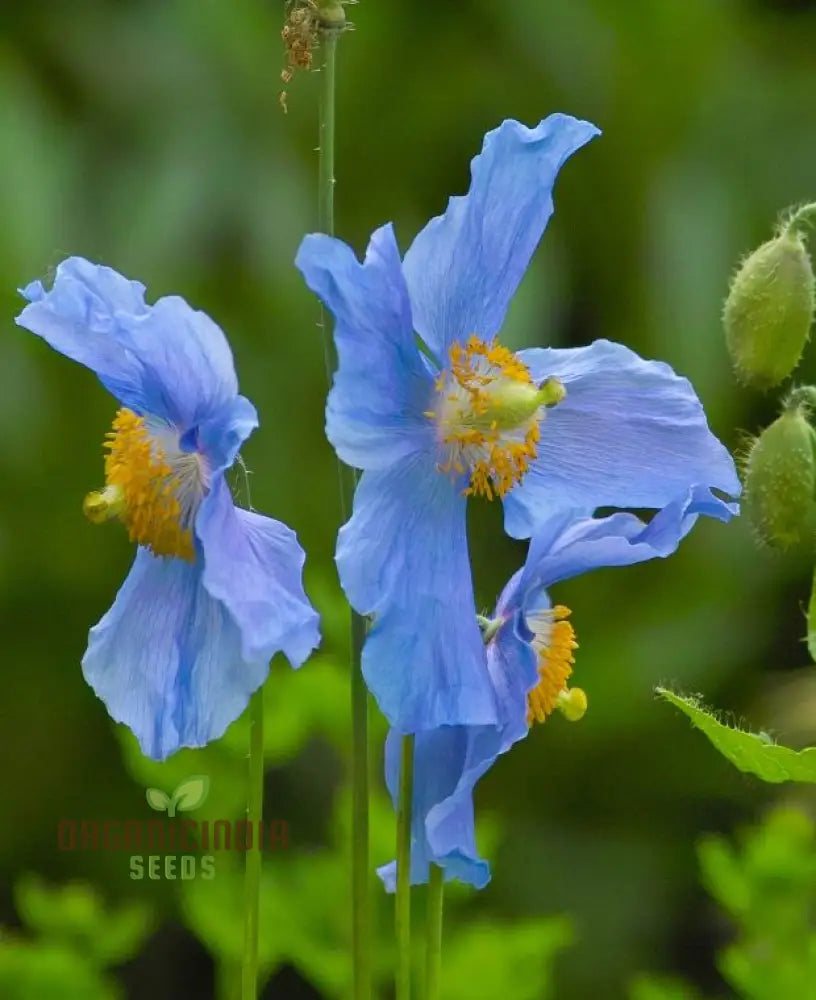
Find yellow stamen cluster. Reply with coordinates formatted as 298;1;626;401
427;335;556;500
98;408;195;561
527;605;582;725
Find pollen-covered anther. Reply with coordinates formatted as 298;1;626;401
526;605;580;725
432;335;564;499
94;408;203;562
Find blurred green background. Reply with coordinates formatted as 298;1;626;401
3;0;816;997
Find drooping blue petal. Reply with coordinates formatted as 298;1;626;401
196;477;320;668
504;339;741;537
376;488;737;889
520;485;736;602
377;620;536;890
402;115;600;358
16;257;151;410
499;485;737;622
16;257;242;433
296;224;435;470
377;727;490;891
338;453;497;731
82;548;269;761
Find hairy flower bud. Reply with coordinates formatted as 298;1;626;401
723;228;814;388
743;394;816;550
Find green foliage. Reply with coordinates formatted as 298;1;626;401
629;976;701;1000
440;917;573;1000
630;807;816;1000
656;689;816;783
702;807;816;1000
180;783;399;998
0;943;117;1000
0;877;154;1000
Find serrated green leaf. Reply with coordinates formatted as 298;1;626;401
657;688;816;783
171;775;210;813
145;787;170;813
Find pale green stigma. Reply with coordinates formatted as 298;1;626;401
83;484;125;525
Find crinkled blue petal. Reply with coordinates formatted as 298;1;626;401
82;548;270;761
16;257;242;435
196;477;320;668
112;294;240;430
338;453;497;731
501;486;737;621
377;727;490;890
16;257;151;410
504;339;741;537
402;115;600;358
377;620;536;890
296;225;435;470
376;486;737;889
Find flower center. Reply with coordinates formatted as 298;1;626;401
525;605;585;725
82;408;208;561
426;335;564;499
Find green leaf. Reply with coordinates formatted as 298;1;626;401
13;876;154;969
441;917;573;1000
657;688;816;783
144;787;170;813
0;940;118;1000
629;975;701;1000
171;774;210;813
807;565;816;662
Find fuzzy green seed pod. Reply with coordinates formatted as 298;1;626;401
743;399;816;550
723;229;815;388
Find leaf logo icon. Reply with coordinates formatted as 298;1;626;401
145;787;171;813
145;775;210;818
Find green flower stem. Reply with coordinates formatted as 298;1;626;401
396;734;415;1000
349;611;371;1000
316;23;372;1000
241;685;265;1000
425;864;444;1000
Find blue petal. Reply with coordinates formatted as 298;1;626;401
377;615;535;890
82;548;269;760
377;727;491;891
187;394;258;474
515;486;737;604
402;115;600;358
16;257;151;410
112;294;240;430
338;453;497;730
296;225;435;470
196;477;320;668
16;257;242;433
504;339;741;537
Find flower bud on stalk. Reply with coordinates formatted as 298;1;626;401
743;391;816;551
723;219;815;388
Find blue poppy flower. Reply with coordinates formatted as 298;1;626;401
16;257;320;760
377;484;735;889
296;114;740;735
